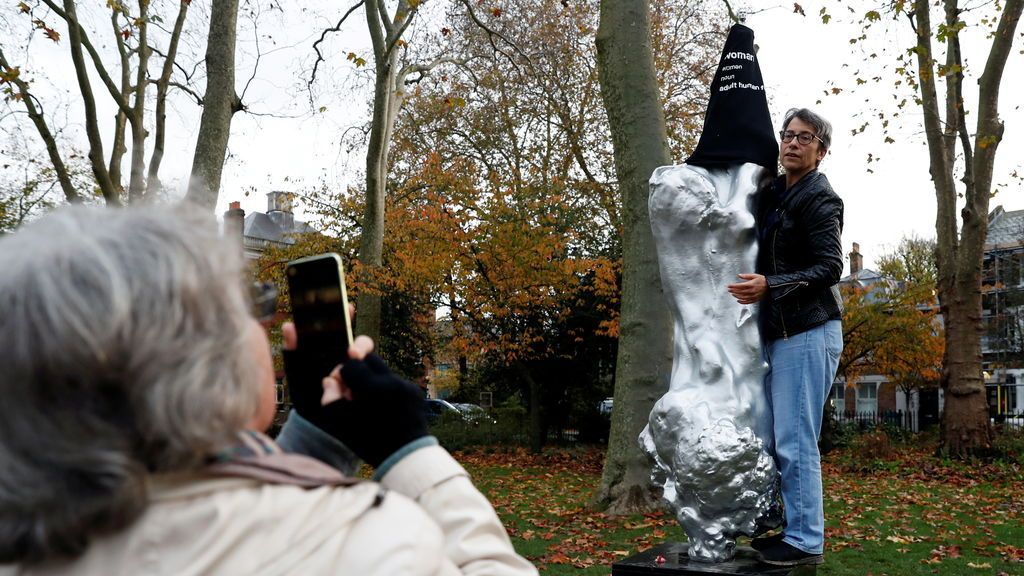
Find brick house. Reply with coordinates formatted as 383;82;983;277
830;243;911;419
222;191;315;261
832;206;1024;427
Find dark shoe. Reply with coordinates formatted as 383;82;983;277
758;540;824;566
750;531;785;551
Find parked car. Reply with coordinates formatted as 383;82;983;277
424;398;464;425
452;403;497;425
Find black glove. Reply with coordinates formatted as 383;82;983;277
321;353;429;467
283;348;428;467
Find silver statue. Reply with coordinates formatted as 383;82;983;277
640;162;782;562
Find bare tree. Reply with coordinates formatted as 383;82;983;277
3;0;244;209
910;0;1023;456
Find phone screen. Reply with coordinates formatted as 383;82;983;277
286;253;353;370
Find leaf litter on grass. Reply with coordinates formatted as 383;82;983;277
452;442;1024;575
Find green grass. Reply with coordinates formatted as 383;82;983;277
452;442;1024;575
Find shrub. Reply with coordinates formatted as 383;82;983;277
430;410;527;452
992;427;1024;465
837;428;895;473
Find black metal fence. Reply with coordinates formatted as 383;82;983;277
832;408;1024;432
987;383;1023;431
991;412;1024;430
834;409;919;432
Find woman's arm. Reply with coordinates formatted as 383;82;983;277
275;409;361;477
764;192;844;299
378;445;539;576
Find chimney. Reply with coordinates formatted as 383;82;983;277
266;191;295;231
223;201;245;240
849;242;863;276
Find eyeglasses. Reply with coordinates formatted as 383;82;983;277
779;130;824;146
249;282;279;323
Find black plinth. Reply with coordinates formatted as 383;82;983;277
612;543;817;576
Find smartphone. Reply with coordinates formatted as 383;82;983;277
286;253;354;371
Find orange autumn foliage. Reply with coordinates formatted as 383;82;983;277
839;281;944;397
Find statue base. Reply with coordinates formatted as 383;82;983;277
611;543;817;575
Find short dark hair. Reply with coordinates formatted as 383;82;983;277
782;107;832;152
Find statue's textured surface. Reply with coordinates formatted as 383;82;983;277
640;162;782;562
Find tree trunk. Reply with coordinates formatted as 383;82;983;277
108;9;131;194
356;57;396;343
819;400;836;454
594;0;673;514
63;0;120;205
912;0;1021;456
186;0;241;211
127;0;150;204
356;0;409;343
147;0;190;197
519;363;545;454
942;293;990;454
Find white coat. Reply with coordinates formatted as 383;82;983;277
1;444;537;576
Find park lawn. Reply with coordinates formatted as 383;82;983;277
453;443;1024;575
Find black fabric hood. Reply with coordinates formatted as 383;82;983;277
685;24;778;171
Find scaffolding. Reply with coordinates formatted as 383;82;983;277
982;229;1024;417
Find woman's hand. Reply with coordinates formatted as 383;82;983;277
727;273;767;305
281;321;374;405
281;320;428;467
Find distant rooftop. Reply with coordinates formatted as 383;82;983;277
243;211;315;244
241;190;315;245
841;267;884;284
839;267;900;303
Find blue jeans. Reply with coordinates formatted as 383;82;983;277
764;320;842;555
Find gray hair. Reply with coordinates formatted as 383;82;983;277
782;107;832;154
0;204;259;563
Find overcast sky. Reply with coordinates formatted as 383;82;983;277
3;1;1021;274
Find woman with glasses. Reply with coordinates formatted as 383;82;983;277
728;107;844;567
0;205;536;575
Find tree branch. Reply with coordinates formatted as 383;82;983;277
157;80;204;105
458;0;532;69
375;0;396;38
62;0;120;205
147;0;191;197
398;55;472;85
972;0;1023;202
0;48;80;203
240;7;262;102
41;0;133;117
308;0;365;95
722;0;743;24
383;1;422;61
126;0;151;203
149;45;202;83
911;0;957;270
366;0;388;65
941;1;960;174
950;23;973;193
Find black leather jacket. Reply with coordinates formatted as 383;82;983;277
756;170;844;341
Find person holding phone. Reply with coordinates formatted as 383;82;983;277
0;205;536;576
